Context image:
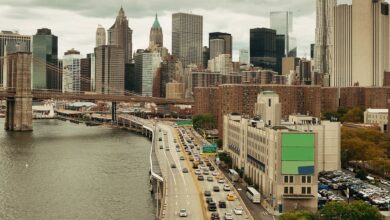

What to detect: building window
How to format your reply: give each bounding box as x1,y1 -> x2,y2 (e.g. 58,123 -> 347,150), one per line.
301,187 -> 306,194
284,176 -> 288,183
289,176 -> 293,183
307,176 -> 311,183
289,187 -> 294,194
302,176 -> 306,183
268,99 -> 271,107
284,187 -> 289,194
307,187 -> 311,194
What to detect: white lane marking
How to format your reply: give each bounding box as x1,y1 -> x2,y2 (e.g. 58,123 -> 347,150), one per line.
162,134 -> 177,185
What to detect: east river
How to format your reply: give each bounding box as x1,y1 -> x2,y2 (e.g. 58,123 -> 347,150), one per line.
0,119 -> 155,220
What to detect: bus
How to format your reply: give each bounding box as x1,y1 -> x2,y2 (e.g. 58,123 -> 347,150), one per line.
246,187 -> 261,203
228,169 -> 239,182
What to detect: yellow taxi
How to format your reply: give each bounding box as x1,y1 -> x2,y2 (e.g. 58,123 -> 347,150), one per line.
227,193 -> 236,201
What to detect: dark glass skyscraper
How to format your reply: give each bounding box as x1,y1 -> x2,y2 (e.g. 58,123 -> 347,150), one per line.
32,28 -> 59,90
276,35 -> 286,74
250,28 -> 276,71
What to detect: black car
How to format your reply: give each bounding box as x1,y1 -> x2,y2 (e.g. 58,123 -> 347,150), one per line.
218,200 -> 226,208
208,202 -> 217,211
213,186 -> 220,192
211,212 -> 220,220
197,175 -> 204,181
207,162 -> 212,167
209,166 -> 215,171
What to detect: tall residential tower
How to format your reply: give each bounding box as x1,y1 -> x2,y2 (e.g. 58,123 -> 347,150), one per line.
96,25 -> 106,47
314,0 -> 336,76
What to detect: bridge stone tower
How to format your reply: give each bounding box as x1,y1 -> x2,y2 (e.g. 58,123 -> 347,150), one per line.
5,52 -> 33,131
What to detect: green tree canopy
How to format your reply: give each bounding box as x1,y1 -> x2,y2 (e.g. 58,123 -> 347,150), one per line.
341,107 -> 364,123
192,113 -> 216,130
319,201 -> 381,220
280,210 -> 315,220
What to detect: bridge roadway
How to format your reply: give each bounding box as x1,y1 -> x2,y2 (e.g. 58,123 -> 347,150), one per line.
0,89 -> 194,105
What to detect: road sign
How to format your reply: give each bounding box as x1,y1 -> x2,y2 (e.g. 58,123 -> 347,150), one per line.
175,120 -> 193,126
202,143 -> 217,155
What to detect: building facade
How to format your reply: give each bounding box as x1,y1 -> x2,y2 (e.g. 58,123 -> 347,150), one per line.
108,7 -> 133,63
332,4 -> 352,87
166,82 -> 185,99
149,14 -> 163,49
94,45 -> 125,95
250,28 -> 276,71
209,32 -> 232,59
134,51 -> 162,96
172,13 -> 203,68
364,108 -> 388,133
223,92 -> 340,212
239,49 -> 250,69
80,54 -> 92,92
209,38 -> 225,60
62,49 -> 81,93
314,0 -> 336,75
270,11 -> 294,57
0,31 -> 31,87
32,28 -> 59,90
96,24 -> 106,47
208,54 -> 233,75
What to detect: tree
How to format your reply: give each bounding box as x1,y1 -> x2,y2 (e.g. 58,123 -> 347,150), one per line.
192,113 -> 216,130
319,201 -> 381,220
280,211 -> 315,220
341,107 -> 364,123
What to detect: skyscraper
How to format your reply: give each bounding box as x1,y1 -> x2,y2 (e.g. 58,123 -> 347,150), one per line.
62,49 -> 81,93
95,45 -> 125,95
134,51 -> 162,96
149,14 -> 163,48
276,35 -> 286,74
32,28 -> 59,90
250,28 -> 276,71
0,31 -> 31,87
209,32 -> 232,58
332,4 -> 352,87
352,0 -> 390,87
172,12 -> 203,68
270,11 -> 293,56
209,38 -> 225,60
202,46 -> 210,69
239,49 -> 249,66
314,0 -> 336,75
96,24 -> 106,47
108,7 -> 133,63
81,54 -> 92,92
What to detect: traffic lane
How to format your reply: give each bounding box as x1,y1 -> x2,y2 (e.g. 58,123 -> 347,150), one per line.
157,128 -> 190,220
162,124 -> 204,220
201,172 -> 247,220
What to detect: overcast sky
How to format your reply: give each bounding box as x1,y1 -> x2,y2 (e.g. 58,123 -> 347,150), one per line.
0,0 -> 348,61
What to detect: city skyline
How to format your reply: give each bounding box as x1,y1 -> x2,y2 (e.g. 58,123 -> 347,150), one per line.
1,0 -> 326,60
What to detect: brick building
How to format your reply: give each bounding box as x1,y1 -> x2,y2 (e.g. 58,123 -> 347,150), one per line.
194,84 -> 390,138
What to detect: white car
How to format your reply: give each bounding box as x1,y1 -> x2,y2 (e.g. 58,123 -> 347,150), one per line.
194,169 -> 201,175
218,178 -> 225,184
233,207 -> 243,215
224,212 -> 233,220
212,171 -> 219,176
179,209 -> 188,217
223,184 -> 231,191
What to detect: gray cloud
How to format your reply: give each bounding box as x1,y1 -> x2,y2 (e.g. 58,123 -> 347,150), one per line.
1,0 -> 314,19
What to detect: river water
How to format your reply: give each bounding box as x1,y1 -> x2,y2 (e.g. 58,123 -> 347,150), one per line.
0,119 -> 155,220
